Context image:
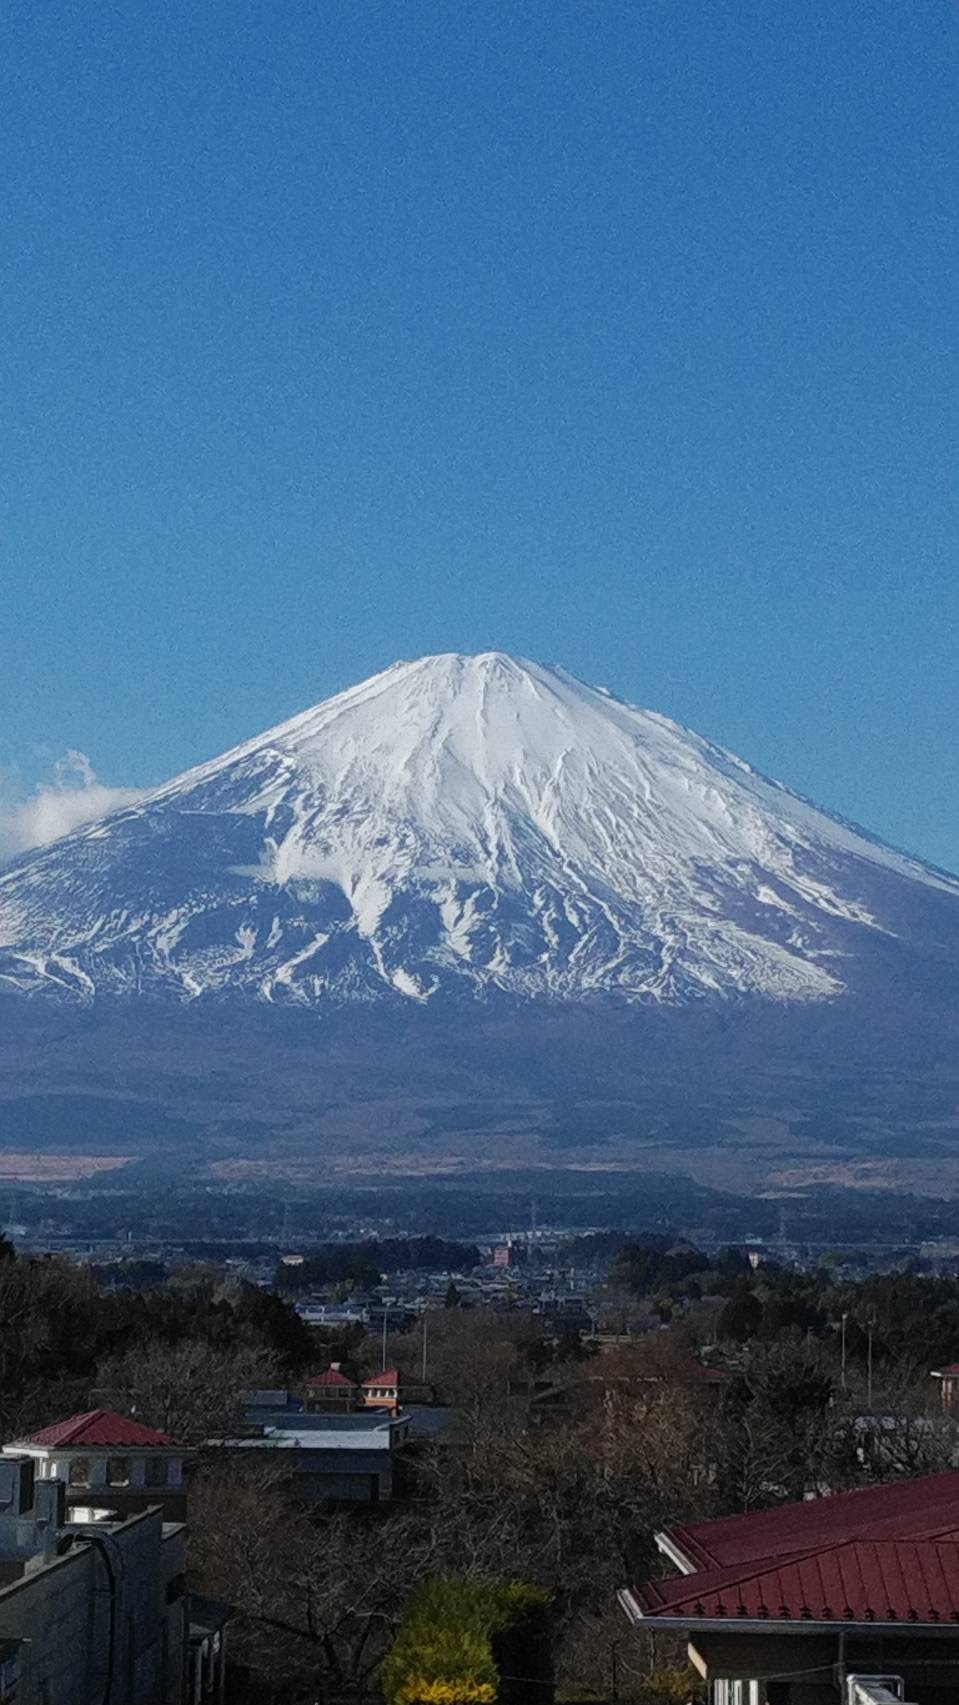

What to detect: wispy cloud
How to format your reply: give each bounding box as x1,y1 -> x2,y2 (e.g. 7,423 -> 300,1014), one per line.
0,750 -> 143,865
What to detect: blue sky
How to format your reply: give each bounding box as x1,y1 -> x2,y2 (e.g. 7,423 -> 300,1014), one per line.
1,0 -> 957,869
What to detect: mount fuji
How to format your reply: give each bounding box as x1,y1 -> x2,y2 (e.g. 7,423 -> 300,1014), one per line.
1,653 -> 958,1186
1,652 -> 956,1009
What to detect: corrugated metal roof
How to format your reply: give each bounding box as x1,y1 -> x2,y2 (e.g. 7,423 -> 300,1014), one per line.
663,1470 -> 959,1571
636,1539 -> 959,1623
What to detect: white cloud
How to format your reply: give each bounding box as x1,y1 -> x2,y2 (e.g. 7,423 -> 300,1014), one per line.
0,750 -> 143,865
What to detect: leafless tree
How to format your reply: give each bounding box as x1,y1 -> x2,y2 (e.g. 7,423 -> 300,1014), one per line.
190,1460 -> 441,1702
96,1337 -> 282,1443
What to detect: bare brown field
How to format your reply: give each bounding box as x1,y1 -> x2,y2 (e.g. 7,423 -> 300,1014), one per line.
0,1153 -> 132,1182
205,1141 -> 959,1199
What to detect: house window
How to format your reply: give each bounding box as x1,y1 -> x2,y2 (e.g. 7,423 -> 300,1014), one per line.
17,1459 -> 34,1512
107,1457 -> 131,1487
145,1456 -> 168,1488
69,1458 -> 90,1487
711,1683 -> 757,1705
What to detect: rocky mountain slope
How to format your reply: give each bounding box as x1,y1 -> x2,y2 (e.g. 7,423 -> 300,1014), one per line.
1,652 -> 956,1011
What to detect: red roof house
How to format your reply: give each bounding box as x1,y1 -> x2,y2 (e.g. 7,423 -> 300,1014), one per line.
622,1473 -> 959,1705
361,1369 -> 400,1414
304,1365 -> 358,1412
5,1408 -> 187,1520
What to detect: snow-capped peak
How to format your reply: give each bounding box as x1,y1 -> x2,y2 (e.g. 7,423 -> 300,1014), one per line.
0,653 -> 956,1008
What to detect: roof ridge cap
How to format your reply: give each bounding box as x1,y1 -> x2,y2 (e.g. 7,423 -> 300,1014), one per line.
651,1546 -> 823,1605
60,1408 -> 106,1443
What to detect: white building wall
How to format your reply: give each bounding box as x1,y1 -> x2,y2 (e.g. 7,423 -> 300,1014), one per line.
7,1450 -> 184,1493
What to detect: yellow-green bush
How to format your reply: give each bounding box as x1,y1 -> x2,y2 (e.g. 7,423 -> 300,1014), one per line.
382,1579 -> 551,1705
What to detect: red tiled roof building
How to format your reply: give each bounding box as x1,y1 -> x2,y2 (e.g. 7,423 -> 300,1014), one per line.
5,1407 -> 186,1520
362,1369 -> 400,1415
304,1365 -> 358,1412
622,1472 -> 959,1705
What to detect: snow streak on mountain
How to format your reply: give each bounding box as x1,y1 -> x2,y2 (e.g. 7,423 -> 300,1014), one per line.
0,653 -> 956,1008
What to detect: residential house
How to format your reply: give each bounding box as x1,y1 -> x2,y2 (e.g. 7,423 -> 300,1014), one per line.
621,1469 -> 959,1705
293,1302 -> 369,1328
527,1345 -> 731,1428
303,1364 -> 422,1416
209,1408 -> 411,1504
361,1369 -> 401,1416
930,1364 -> 959,1413
304,1366 -> 358,1413
4,1410 -> 188,1523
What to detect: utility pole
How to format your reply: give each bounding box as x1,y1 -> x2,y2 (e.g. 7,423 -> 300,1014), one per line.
841,1312 -> 848,1390
421,1309 -> 429,1384
867,1317 -> 874,1410
381,1303 -> 390,1372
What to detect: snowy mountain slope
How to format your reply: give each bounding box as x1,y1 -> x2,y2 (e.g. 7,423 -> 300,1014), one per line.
1,652 -> 957,1009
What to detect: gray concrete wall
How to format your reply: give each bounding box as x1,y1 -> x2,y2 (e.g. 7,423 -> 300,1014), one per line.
0,1509 -> 188,1705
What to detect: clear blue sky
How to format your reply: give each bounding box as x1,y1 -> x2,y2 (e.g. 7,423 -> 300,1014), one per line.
2,0 -> 957,869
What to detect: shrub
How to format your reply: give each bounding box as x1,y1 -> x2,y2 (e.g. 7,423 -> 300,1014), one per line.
382,1579 -> 551,1705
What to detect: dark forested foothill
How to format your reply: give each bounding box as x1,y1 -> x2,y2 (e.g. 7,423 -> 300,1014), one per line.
0,1241 -> 313,1442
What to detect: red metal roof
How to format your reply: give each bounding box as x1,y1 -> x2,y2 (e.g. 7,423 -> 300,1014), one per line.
635,1539 -> 959,1624
662,1470 -> 959,1571
932,1363 -> 959,1376
21,1409 -> 174,1448
307,1368 -> 355,1388
362,1369 -> 398,1386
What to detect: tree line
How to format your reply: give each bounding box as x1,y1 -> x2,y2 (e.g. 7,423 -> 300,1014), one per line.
273,1237 -> 482,1293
